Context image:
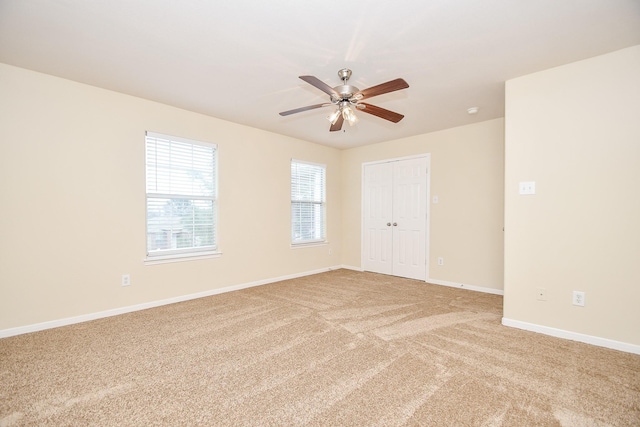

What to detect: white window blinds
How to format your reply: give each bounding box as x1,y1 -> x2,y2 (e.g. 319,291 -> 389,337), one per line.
145,131 -> 217,257
291,160 -> 326,244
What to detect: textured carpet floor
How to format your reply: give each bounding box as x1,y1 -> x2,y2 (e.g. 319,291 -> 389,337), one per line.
1,270 -> 639,426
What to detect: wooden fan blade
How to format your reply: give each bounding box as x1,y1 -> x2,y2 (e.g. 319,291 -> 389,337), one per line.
299,75 -> 339,97
358,103 -> 405,123
329,114 -> 344,132
355,78 -> 409,100
279,103 -> 330,116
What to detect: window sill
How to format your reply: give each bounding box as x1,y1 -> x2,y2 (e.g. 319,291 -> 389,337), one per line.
144,251 -> 222,265
290,241 -> 328,250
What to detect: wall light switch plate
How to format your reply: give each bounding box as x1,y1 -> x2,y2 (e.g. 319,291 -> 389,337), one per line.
519,181 -> 536,195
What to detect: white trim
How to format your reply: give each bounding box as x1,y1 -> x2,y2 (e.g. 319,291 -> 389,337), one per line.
424,156 -> 431,281
290,241 -> 328,249
427,278 -> 504,295
145,130 -> 217,149
361,153 -> 432,167
143,251 -> 222,265
339,264 -> 364,272
0,266 -> 342,339
502,317 -> 640,355
290,158 -> 326,168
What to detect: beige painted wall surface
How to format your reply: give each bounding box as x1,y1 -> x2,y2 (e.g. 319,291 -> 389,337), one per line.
504,46 -> 640,345
341,119 -> 505,291
0,64 -> 341,331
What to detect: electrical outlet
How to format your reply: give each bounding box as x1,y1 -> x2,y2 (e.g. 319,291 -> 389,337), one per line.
572,291 -> 585,307
329,249 -> 332,255
121,274 -> 131,287
519,181 -> 536,195
437,257 -> 444,266
536,287 -> 547,301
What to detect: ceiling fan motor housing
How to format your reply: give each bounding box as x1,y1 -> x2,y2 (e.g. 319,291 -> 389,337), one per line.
332,68 -> 359,102
333,85 -> 359,102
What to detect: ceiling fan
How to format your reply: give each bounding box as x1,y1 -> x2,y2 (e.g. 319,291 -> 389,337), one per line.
279,68 -> 409,132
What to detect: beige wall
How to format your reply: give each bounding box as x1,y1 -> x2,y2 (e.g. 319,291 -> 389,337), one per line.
341,119 -> 505,291
504,45 -> 640,345
0,62 -> 506,333
12,43 -> 635,346
0,63 -> 341,331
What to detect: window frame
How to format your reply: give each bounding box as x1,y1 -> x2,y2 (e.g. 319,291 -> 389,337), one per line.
290,159 -> 327,246
144,131 -> 220,264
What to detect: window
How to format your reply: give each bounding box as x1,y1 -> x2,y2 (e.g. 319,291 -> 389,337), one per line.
145,131 -> 217,260
291,160 -> 326,245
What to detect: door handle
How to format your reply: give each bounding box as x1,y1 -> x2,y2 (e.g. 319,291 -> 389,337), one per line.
393,223 -> 397,226
387,222 -> 391,226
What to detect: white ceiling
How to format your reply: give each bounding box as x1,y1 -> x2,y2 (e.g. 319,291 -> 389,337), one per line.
1,1 -> 639,149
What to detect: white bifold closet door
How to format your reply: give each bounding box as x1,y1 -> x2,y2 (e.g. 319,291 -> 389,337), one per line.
363,157 -> 427,280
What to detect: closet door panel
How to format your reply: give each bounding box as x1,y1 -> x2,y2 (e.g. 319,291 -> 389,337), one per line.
392,158 -> 427,280
363,162 -> 393,275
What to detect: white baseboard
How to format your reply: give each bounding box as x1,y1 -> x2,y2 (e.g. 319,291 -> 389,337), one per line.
335,269 -> 503,296
11,267 -> 635,355
502,317 -> 640,355
337,265 -> 364,272
427,278 -> 504,296
0,266 -> 342,339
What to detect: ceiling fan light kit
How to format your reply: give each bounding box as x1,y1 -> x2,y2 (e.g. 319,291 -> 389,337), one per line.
328,100 -> 358,126
327,109 -> 341,125
280,68 -> 409,132
341,104 -> 358,126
